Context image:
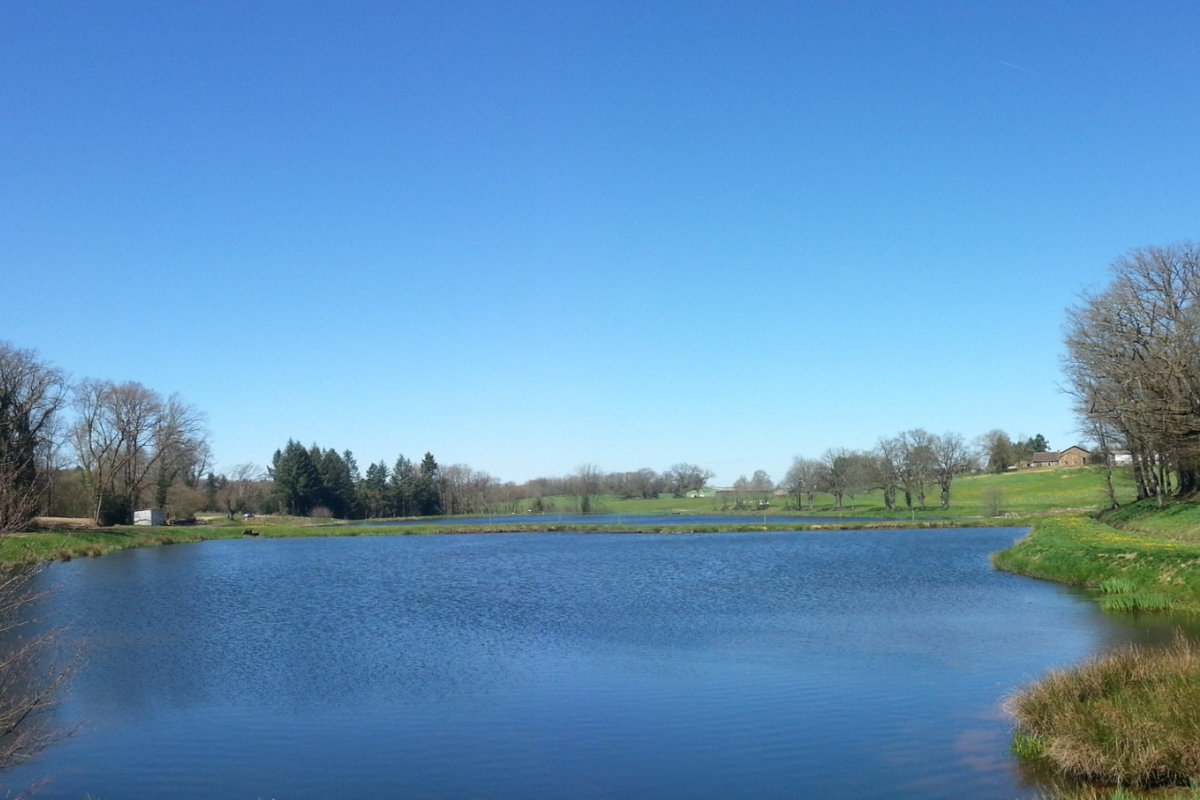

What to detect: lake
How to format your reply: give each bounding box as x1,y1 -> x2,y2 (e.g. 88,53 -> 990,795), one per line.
5,528 -> 1191,799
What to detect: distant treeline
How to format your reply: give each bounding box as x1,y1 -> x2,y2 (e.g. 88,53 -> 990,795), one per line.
269,441 -> 458,519
258,449 -> 722,520
2,335 -> 1100,529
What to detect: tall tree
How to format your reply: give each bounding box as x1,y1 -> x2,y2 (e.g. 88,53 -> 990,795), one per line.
361,461 -> 390,518
71,380 -> 207,524
413,452 -> 442,516
897,429 -> 935,510
977,429 -> 1016,474
1064,242 -> 1200,499
782,456 -> 824,511
270,440 -> 321,516
0,343 -> 68,532
570,463 -> 602,513
820,448 -> 853,510
390,454 -> 415,516
217,463 -> 263,519
873,437 -> 905,511
668,463 -> 714,497
930,432 -> 969,510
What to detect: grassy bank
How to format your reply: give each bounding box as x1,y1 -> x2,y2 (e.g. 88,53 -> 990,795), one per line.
996,504 -> 1200,795
992,514 -> 1200,613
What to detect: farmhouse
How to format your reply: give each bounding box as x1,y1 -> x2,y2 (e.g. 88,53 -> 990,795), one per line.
1027,446 -> 1090,469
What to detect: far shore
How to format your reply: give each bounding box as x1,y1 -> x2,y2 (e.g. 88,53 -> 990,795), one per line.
0,513 -> 1030,566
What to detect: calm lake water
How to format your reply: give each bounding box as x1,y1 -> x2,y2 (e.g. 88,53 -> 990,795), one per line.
6,529 -> 1193,799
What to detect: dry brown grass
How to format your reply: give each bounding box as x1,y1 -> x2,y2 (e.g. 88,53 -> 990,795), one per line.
31,516 -> 95,531
1008,633 -> 1200,787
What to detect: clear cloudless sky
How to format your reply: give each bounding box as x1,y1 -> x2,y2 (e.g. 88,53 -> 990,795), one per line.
3,1 -> 1199,485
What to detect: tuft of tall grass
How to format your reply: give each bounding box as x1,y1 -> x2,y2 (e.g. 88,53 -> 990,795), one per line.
1098,577 -> 1139,595
1012,731 -> 1046,759
1099,592 -> 1173,612
1008,633 -> 1200,788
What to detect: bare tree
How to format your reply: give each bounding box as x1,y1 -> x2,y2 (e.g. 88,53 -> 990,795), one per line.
608,468 -> 662,500
976,429 -> 1017,473
569,464 -> 603,513
0,343 -> 68,532
873,437 -> 904,511
438,464 -> 501,515
0,559 -> 75,770
731,475 -> 751,508
749,470 -> 773,498
1064,242 -> 1200,500
782,457 -> 824,511
897,429 -> 935,510
930,432 -> 969,510
218,463 -> 264,519
820,448 -> 853,510
71,380 -> 208,524
668,463 -> 714,497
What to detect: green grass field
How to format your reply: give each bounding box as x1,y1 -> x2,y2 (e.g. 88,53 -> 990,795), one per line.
538,466 -> 1137,519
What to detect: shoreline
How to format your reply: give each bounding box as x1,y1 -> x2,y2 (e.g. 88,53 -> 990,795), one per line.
0,515 -> 1025,566
995,507 -> 1200,798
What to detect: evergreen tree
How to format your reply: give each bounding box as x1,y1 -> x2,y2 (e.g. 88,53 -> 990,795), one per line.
362,461 -> 389,518
415,452 -> 442,516
271,439 -> 321,516
390,454 -> 414,516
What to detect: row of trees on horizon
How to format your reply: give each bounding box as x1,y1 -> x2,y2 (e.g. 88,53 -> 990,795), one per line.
1,336 -> 1077,529
222,429 -> 1050,520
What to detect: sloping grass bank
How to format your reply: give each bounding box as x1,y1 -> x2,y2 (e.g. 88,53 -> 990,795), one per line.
997,509 -> 1200,795
992,514 -> 1200,614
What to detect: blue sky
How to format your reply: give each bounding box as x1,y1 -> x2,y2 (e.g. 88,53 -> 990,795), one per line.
3,1 -> 1199,485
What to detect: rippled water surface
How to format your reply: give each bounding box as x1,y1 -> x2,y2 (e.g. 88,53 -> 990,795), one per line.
7,529 -> 1191,799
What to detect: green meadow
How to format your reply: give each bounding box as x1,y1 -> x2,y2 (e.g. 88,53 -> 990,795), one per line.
538,466 -> 1137,519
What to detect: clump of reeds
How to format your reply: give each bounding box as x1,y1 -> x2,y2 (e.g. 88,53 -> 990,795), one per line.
1098,577 -> 1139,595
1008,633 -> 1200,788
1100,592 -> 1174,612
1096,575 -> 1173,612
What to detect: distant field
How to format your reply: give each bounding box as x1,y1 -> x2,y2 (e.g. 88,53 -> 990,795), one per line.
533,467 -> 1137,519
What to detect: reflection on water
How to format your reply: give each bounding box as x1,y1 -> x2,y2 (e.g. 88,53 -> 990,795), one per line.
6,529 -> 1196,799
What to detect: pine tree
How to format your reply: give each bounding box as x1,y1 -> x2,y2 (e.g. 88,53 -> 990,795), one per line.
271,439 -> 321,516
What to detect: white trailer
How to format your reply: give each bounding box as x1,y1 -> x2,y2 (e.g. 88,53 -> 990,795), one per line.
133,509 -> 166,526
